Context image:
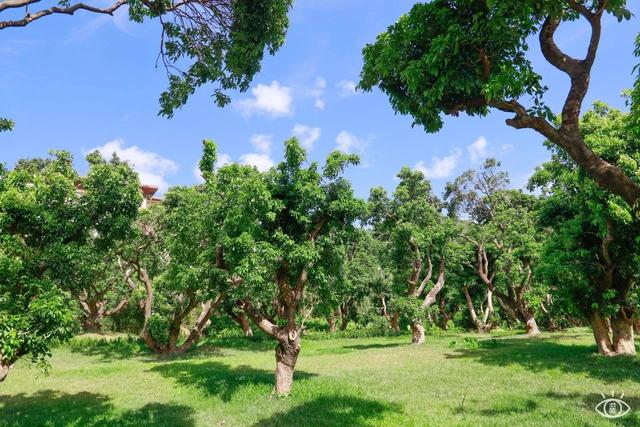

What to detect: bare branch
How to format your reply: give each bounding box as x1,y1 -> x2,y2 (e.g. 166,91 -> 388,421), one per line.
0,0 -> 127,30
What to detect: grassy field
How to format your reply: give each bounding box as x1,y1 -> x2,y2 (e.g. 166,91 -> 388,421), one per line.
1,329 -> 639,426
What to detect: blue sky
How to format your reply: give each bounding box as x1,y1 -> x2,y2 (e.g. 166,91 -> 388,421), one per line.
1,1 -> 639,199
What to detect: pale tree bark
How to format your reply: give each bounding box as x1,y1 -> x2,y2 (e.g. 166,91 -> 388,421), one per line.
611,309 -> 636,356
275,332 -> 300,395
409,258 -> 446,344
463,285 -> 494,333
176,295 -> 225,353
523,309 -> 541,336
540,294 -> 557,331
242,301 -> 301,395
381,295 -> 400,332
590,311 -> 615,356
327,315 -> 337,333
410,322 -> 425,344
472,244 -> 541,336
77,268 -> 136,333
421,258 -> 445,308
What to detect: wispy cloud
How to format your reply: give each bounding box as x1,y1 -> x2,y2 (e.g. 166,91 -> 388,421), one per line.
292,124 -> 321,151
88,139 -> 178,193
467,136 -> 488,163
335,130 -> 371,167
309,77 -> 326,110
337,80 -> 357,97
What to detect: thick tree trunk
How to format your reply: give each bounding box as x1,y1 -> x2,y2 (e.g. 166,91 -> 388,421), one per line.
611,312 -> 636,356
523,311 -> 541,336
274,339 -> 300,395
389,316 -> 400,332
82,313 -> 103,333
327,315 -> 337,333
590,312 -> 615,356
439,314 -> 450,331
410,322 -> 425,344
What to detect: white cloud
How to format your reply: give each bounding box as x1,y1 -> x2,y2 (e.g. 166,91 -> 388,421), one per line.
309,77 -> 326,110
467,136 -> 488,163
335,130 -> 372,167
414,149 -> 462,179
235,81 -> 293,117
292,124 -> 321,151
249,134 -> 272,154
193,153 -> 232,183
338,80 -> 357,97
336,131 -> 363,153
88,139 -> 178,193
239,153 -> 274,172
240,134 -> 274,172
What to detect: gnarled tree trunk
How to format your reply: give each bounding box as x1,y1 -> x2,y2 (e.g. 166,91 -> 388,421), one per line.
611,310 -> 636,356
590,312 -> 615,356
327,315 -> 337,333
410,322 -> 425,344
381,295 -> 400,332
464,286 -> 493,333
82,309 -> 103,333
275,332 -> 301,395
523,309 -> 541,336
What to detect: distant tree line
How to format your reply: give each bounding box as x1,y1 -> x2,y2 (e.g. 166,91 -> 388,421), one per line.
2,104 -> 639,393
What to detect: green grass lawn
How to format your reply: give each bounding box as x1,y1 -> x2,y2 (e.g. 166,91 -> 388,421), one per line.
1,329 -> 639,426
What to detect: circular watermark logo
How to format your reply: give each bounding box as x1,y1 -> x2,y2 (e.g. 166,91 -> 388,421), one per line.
595,392 -> 631,419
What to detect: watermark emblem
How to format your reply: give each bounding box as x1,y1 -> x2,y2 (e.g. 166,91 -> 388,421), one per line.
595,391 -> 631,419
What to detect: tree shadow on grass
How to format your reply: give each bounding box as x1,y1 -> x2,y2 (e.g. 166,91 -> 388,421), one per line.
149,361 -> 316,402
341,343 -> 405,351
253,395 -> 403,427
0,390 -> 195,427
445,337 -> 640,384
203,335 -> 276,352
67,336 -> 152,362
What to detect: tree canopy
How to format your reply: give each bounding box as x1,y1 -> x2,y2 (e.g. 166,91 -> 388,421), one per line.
531,102 -> 640,355
360,0 -> 640,206
0,150 -> 141,381
0,0 -> 293,117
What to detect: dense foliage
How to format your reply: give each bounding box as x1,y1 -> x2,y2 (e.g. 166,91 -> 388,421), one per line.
531,103 -> 640,355
0,151 -> 141,381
